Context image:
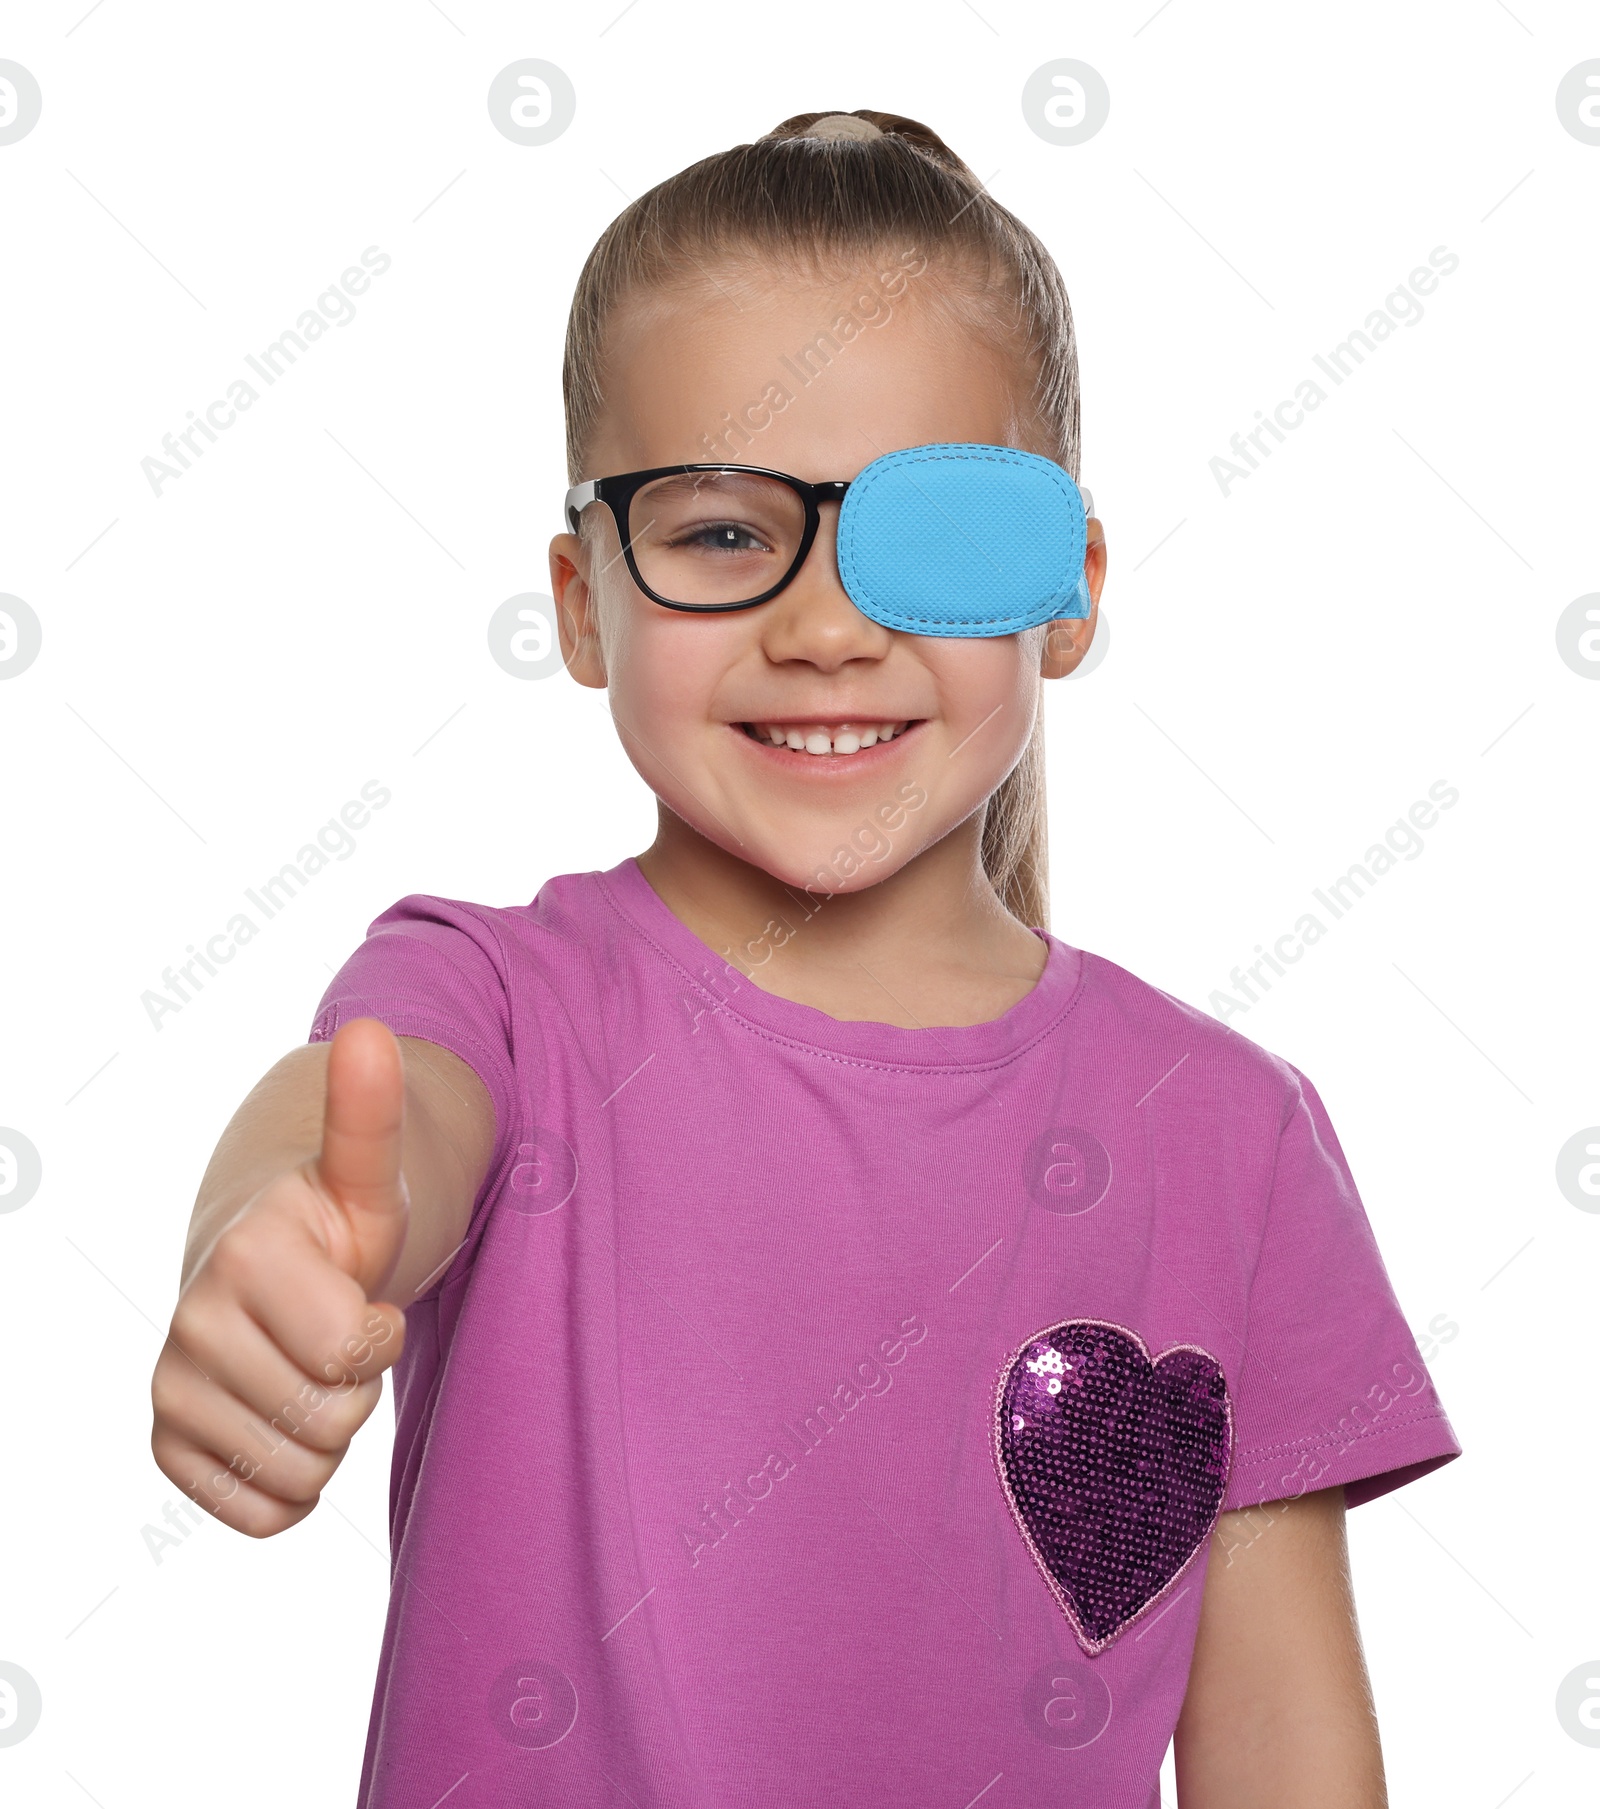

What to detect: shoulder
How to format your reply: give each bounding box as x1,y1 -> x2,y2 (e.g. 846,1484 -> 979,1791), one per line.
313,869 -> 627,1081
1075,946 -> 1308,1137
358,867 -> 626,992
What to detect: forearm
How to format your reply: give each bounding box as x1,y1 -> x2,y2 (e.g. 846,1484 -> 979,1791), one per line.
182,1047 -> 329,1292
181,1036 -> 491,1304
1175,1488 -> 1386,1808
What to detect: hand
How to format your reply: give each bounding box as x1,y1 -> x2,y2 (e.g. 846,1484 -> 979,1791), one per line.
150,1018 -> 412,1537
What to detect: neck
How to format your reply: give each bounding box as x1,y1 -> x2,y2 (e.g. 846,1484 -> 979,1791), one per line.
633,806 -> 1048,1028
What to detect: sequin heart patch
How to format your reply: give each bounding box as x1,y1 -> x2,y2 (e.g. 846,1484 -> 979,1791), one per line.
994,1320 -> 1233,1655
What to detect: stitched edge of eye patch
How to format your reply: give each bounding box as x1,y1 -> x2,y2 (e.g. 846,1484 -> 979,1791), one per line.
838,442 -> 1089,635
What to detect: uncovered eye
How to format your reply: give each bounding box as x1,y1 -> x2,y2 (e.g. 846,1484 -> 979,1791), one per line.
668,522 -> 773,556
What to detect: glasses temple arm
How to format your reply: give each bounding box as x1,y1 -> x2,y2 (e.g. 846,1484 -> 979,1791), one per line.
564,480 -> 598,536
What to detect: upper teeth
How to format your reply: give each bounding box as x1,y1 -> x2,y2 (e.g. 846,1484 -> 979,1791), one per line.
748,721 -> 909,755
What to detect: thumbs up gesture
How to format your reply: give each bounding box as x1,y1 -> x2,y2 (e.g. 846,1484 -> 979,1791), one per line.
304,1015 -> 414,1304
151,1019 -> 416,1538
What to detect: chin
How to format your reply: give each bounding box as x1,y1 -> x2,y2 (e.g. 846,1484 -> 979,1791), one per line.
667,788 -> 945,899
740,828 -> 929,901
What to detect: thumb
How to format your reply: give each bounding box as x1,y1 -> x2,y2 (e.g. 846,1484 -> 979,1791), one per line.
314,1016 -> 410,1299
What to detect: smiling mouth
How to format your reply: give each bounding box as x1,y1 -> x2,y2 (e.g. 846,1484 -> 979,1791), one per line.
738,719 -> 922,757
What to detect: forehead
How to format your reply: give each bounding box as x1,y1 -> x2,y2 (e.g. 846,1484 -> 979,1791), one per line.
587,264 -> 1035,481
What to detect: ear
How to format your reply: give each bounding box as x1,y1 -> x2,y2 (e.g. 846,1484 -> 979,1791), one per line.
548,531 -> 608,689
1040,515 -> 1107,679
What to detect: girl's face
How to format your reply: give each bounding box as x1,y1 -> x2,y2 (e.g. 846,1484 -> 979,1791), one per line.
548,263 -> 1106,899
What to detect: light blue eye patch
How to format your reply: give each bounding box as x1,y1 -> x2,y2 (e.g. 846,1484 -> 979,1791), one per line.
836,442 -> 1092,637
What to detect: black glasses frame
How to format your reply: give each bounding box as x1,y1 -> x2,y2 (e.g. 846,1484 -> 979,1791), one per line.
563,462 -> 853,614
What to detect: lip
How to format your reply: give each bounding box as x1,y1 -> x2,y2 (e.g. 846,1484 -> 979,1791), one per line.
728,717 -> 926,772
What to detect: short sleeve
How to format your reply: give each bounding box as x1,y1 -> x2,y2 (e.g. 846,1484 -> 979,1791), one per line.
308,894 -> 521,1292
1224,1063 -> 1462,1511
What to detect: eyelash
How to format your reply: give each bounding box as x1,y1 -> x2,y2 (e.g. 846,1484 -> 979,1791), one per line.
666,521 -> 773,554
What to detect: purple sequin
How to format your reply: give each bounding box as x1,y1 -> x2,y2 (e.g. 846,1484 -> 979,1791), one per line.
993,1320 -> 1232,1655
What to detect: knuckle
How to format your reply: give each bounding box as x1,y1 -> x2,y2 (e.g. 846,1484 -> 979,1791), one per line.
345,1373 -> 386,1425
314,1316 -> 387,1388
309,1393 -> 366,1455
261,1381 -> 351,1457
257,1472 -> 315,1508
206,1226 -> 256,1290
149,1364 -> 184,1425
166,1296 -> 225,1377
284,1461 -> 339,1506
167,1293 -> 205,1349
266,1498 -> 318,1537
315,1391 -> 374,1449
282,1418 -> 344,1460
234,1489 -> 311,1538
262,1443 -> 341,1504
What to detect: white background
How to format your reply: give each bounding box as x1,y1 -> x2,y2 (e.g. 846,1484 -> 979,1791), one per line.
1,2 -> 1595,1803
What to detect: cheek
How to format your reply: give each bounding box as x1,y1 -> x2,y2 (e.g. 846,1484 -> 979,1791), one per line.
602,599 -> 735,736
928,640 -> 1038,776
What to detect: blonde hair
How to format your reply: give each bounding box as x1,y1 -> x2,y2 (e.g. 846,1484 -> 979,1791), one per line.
561,108 -> 1084,931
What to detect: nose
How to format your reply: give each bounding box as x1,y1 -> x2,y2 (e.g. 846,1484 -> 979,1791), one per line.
757,496 -> 892,671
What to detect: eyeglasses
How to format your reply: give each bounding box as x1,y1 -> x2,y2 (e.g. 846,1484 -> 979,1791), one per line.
563,461 -> 853,614
563,442 -> 1096,635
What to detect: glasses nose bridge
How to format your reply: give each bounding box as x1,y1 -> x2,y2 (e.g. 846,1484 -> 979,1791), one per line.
761,479 -> 889,662
789,476 -> 850,588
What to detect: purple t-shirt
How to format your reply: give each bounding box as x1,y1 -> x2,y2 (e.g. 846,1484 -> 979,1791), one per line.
309,855 -> 1460,1808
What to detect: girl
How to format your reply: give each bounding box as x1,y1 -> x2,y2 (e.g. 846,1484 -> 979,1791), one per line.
152,110 -> 1461,1808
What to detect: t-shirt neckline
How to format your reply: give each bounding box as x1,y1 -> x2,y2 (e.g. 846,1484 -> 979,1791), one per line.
598,854 -> 1086,1072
